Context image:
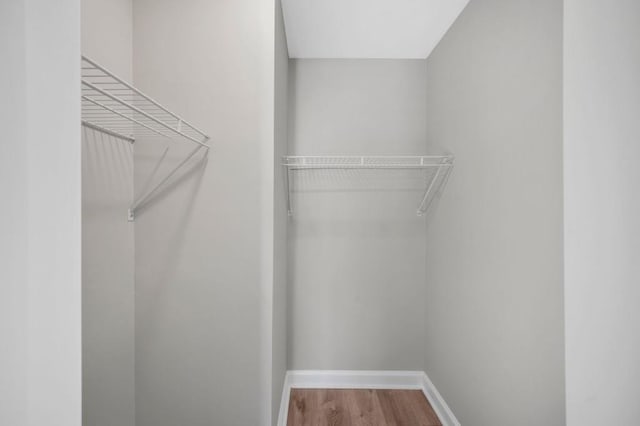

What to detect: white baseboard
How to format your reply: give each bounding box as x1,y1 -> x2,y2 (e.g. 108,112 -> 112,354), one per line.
276,371 -> 292,426
420,372 -> 460,426
277,370 -> 459,426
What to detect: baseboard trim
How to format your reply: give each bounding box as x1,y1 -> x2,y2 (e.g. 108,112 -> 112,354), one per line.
276,371 -> 292,426
420,372 -> 460,426
277,370 -> 459,426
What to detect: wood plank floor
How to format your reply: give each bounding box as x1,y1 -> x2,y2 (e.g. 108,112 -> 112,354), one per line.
287,389 -> 442,426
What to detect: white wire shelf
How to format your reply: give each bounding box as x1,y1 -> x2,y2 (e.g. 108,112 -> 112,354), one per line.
282,155 -> 454,216
81,56 -> 210,147
81,55 -> 211,221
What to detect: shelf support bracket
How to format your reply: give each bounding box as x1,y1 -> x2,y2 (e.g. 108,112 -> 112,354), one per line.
285,164 -> 293,216
417,165 -> 444,216
128,145 -> 206,221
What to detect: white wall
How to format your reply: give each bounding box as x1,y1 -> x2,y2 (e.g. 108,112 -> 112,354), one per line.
564,1 -> 640,424
81,0 -> 132,77
287,59 -> 429,370
0,1 -> 29,424
0,1 -> 82,425
424,0 -> 565,424
273,0 -> 289,423
132,0 -> 277,424
81,1 -> 135,425
25,1 -> 82,423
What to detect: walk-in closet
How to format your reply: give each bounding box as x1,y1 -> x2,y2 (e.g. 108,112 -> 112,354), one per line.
4,0 -> 639,425
78,1 -> 564,424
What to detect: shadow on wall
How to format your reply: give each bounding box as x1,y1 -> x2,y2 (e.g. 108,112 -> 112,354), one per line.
133,143 -> 207,317
82,126 -> 134,207
133,145 -> 209,220
287,166 -> 453,224
83,126 -> 209,221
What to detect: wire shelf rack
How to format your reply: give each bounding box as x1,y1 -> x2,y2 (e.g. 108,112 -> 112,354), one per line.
282,155 -> 454,216
81,56 -> 210,147
81,55 -> 211,221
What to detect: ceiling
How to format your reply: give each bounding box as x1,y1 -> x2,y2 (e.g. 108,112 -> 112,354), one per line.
281,0 -> 471,59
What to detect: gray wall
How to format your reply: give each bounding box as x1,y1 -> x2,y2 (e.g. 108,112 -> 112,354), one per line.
1,0 -> 82,425
423,0 -> 565,425
81,1 -> 135,425
273,0 -> 289,423
132,0 -> 277,424
564,0 -> 640,424
287,59 -> 429,370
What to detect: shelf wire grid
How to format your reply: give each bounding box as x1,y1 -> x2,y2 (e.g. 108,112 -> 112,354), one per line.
282,155 -> 454,216
81,56 -> 209,147
81,55 -> 210,220
283,155 -> 453,169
